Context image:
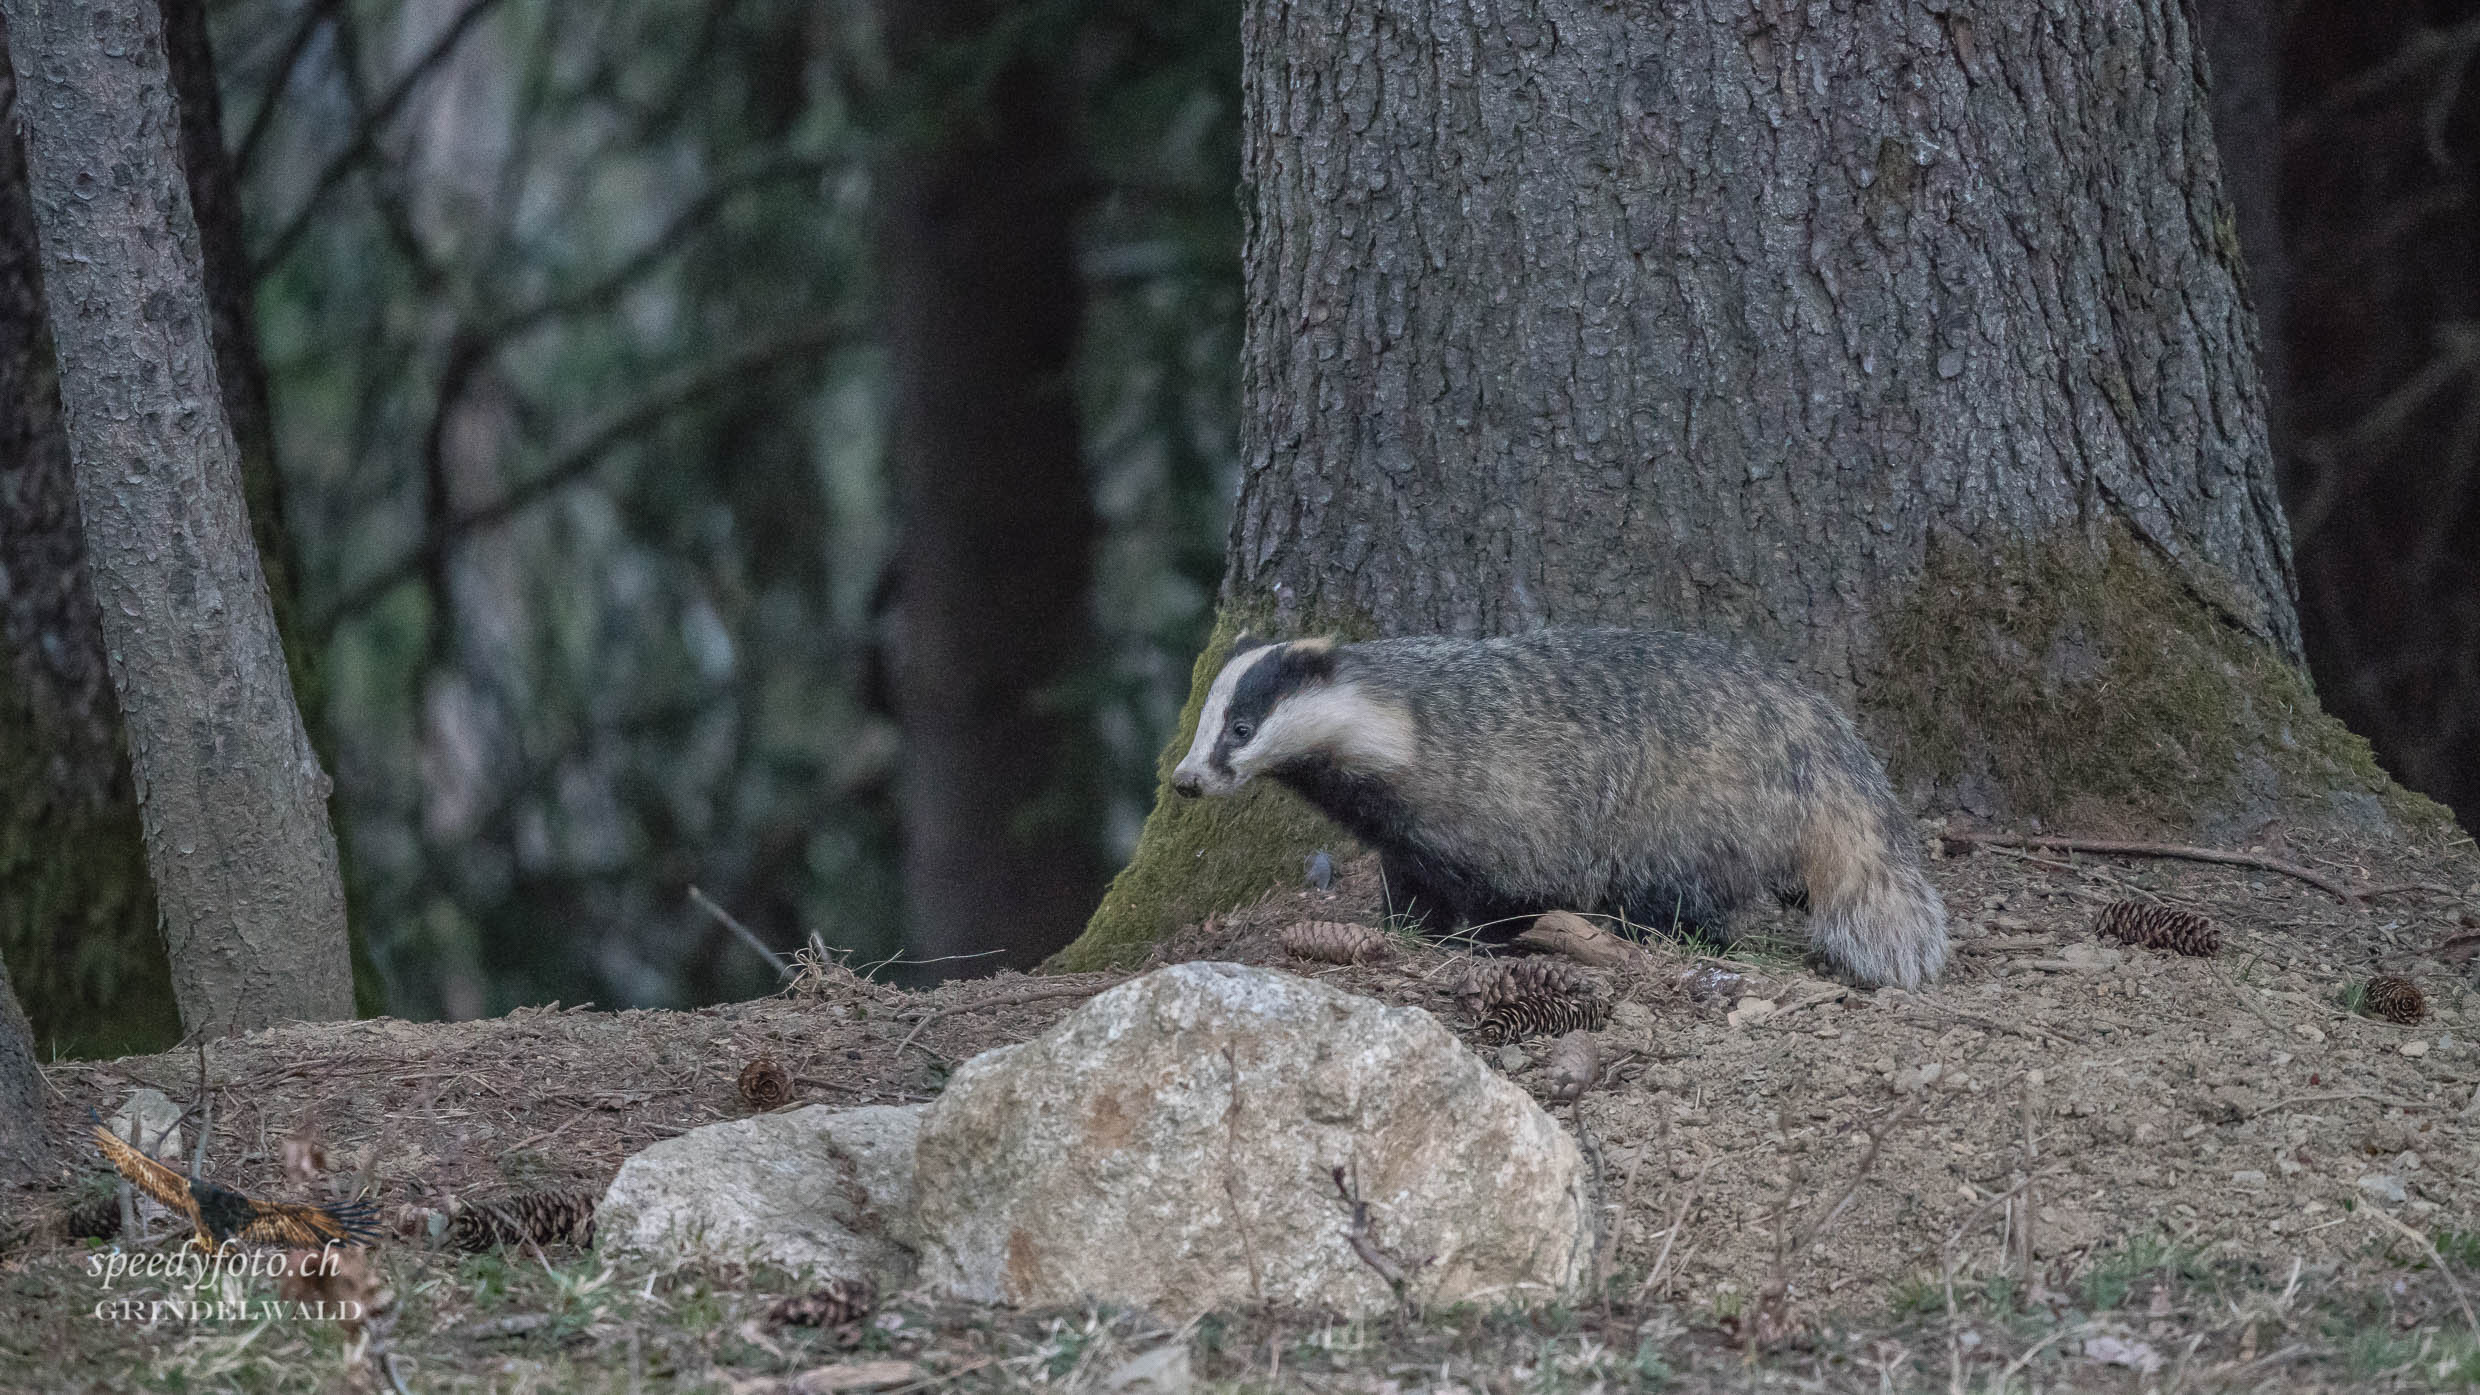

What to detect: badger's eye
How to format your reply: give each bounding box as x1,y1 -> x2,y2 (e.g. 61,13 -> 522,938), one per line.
1230,720 -> 1256,742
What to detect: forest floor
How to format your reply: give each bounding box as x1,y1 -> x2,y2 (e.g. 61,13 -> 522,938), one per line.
5,819 -> 2480,1392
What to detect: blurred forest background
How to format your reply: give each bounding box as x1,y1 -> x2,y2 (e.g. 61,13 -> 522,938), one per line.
3,0 -> 2477,1056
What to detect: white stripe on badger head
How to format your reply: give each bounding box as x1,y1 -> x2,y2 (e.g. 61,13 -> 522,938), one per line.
1174,641 -> 1283,792
1230,681 -> 1416,781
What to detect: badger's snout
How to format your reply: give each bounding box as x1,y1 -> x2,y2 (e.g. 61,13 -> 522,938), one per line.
1172,774 -> 1203,799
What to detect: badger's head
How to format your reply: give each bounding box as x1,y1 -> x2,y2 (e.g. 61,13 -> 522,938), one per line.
1171,635 -> 1412,797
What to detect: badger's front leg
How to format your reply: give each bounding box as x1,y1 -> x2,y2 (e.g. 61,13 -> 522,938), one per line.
1375,852 -> 1457,935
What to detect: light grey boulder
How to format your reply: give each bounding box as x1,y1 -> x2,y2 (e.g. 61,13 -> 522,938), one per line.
598,1103 -> 922,1286
912,961 -> 1590,1317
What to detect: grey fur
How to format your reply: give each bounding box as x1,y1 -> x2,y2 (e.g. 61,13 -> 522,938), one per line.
1173,629 -> 1949,988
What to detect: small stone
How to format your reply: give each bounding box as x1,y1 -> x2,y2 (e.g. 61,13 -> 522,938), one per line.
2356,1173 -> 2408,1205
2399,1040 -> 2430,1058
1101,1345 -> 1193,1394
1726,997 -> 1778,1028
103,1088 -> 184,1161
1609,1000 -> 1655,1034
2294,1023 -> 2326,1044
1894,1063 -> 1944,1094
1498,1044 -> 1530,1072
2229,1170 -> 2266,1186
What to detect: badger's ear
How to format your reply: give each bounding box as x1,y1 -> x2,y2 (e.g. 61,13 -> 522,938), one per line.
1284,636 -> 1338,683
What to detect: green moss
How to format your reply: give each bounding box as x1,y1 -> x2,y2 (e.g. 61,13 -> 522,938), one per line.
1046,605 -> 1370,972
1868,528 -> 2455,834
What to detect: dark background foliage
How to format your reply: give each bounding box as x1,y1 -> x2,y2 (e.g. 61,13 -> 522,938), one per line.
2,0 -> 2473,1052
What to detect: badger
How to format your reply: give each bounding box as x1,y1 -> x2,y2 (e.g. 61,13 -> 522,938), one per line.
1171,628 -> 1948,988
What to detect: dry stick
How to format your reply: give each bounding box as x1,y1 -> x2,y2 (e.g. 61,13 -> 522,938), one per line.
2247,1090 -> 2428,1119
1940,830 -> 2363,905
2020,1075 -> 2041,1303
1221,1047 -> 1265,1305
1996,1321 -> 2102,1386
1632,1158 -> 1715,1302
1973,840 -> 2163,904
893,985 -> 1101,1060
1605,1143 -> 1650,1324
1331,1164 -> 1421,1315
686,886 -> 789,979
2362,1204 -> 2480,1342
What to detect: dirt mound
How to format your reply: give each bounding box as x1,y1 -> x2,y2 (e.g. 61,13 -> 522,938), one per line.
8,824 -> 2477,1339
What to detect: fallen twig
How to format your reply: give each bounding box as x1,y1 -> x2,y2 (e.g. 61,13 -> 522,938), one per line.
2020,1074 -> 2042,1303
2246,1090 -> 2429,1119
893,985 -> 1103,1059
2363,1204 -> 2480,1342
1331,1163 -> 1425,1315
1632,1157 -> 1713,1302
1940,830 -> 2364,905
1996,1320 -> 2101,1385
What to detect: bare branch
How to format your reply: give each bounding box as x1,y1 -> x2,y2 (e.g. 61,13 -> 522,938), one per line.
1939,829 -> 2365,905
232,0 -> 344,178
252,0 -> 520,276
311,316 -> 852,636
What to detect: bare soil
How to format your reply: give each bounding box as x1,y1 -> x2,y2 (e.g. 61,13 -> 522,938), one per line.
5,821 -> 2479,1392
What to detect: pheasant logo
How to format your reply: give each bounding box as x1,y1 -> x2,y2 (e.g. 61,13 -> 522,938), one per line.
89,1111 -> 380,1252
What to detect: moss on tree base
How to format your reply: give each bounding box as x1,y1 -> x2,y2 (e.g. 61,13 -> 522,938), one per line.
1867,527 -> 2457,839
1048,612 -> 1357,972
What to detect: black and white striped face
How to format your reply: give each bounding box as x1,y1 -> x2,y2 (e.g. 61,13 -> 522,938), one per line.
1170,635 -> 1412,797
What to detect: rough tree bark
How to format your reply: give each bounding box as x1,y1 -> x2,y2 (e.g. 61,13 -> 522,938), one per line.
3,0 -> 352,1033
0,17 -> 177,1059
0,955 -> 49,1183
875,1 -> 1106,976
2192,0 -> 2286,433
1058,0 -> 2443,968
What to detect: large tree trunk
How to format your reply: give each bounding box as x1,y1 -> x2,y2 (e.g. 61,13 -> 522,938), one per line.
1058,0 -> 2444,969
0,955 -> 49,1183
876,1 -> 1105,975
4,0 -> 352,1033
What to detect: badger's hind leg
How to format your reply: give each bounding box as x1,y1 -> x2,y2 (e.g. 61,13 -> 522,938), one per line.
1796,798 -> 1949,988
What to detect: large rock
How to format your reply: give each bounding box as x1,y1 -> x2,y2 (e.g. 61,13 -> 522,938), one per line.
913,962 -> 1591,1316
598,1103 -> 922,1286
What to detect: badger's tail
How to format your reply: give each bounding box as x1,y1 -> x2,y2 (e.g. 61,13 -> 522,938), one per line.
1796,790 -> 1949,989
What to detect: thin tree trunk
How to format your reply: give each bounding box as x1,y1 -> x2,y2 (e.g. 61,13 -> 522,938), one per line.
0,19 -> 177,1059
3,0 -> 352,1033
1059,0 -> 2440,969
876,1 -> 1105,975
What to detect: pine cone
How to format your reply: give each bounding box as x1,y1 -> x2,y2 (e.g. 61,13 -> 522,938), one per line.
2363,975 -> 2427,1025
1478,995 -> 1608,1043
447,1190 -> 599,1251
1454,956 -> 1594,1018
1276,919 -> 1390,965
739,1055 -> 793,1111
2092,901 -> 2220,957
766,1276 -> 875,1328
